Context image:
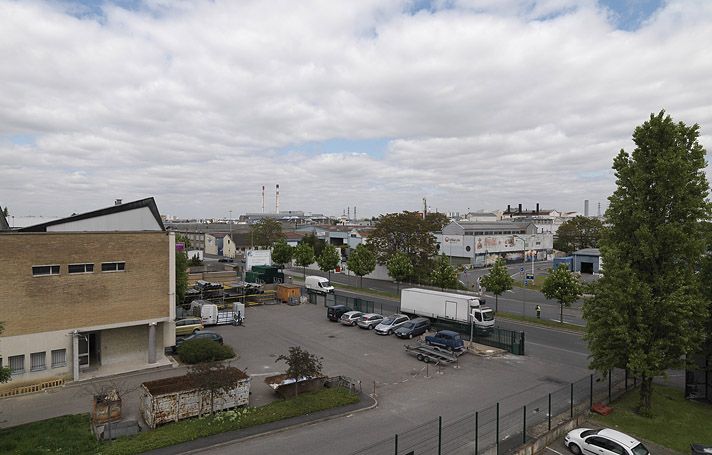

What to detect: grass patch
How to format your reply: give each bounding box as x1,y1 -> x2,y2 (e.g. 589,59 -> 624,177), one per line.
496,311 -> 585,332
0,387 -> 359,455
512,275 -> 546,290
591,384 -> 712,453
0,414 -> 98,454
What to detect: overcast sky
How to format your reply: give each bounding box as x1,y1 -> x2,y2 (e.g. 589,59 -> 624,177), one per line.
1,0 -> 711,220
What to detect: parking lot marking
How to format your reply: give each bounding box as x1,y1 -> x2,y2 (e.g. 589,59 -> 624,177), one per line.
547,446 -> 565,455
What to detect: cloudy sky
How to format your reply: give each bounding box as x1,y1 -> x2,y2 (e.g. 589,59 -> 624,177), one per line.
1,0 -> 711,220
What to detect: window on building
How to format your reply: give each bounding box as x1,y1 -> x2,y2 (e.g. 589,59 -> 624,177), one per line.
101,262 -> 126,272
51,349 -> 67,368
9,355 -> 25,374
32,265 -> 60,276
30,352 -> 46,372
68,263 -> 94,274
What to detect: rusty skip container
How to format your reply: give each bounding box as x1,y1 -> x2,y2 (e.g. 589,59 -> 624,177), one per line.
140,371 -> 250,428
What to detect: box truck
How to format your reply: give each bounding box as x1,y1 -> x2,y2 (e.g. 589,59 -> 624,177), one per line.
400,288 -> 494,331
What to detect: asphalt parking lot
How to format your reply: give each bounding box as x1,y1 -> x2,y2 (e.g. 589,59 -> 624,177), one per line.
198,301 -> 594,454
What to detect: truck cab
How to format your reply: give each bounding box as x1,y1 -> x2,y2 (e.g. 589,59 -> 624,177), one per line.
425,330 -> 465,351
471,306 -> 495,333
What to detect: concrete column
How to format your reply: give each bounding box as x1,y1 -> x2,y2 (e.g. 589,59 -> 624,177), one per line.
148,323 -> 157,364
72,331 -> 80,381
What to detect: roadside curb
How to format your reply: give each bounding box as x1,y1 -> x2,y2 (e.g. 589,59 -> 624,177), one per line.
143,392 -> 378,455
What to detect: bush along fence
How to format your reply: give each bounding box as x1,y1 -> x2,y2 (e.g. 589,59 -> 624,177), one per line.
350,368 -> 633,455
313,293 -> 525,355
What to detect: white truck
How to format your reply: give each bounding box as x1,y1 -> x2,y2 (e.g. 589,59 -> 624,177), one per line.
304,276 -> 335,294
191,301 -> 245,326
400,288 -> 495,332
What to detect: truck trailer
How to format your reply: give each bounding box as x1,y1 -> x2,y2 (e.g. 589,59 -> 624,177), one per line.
400,288 -> 495,331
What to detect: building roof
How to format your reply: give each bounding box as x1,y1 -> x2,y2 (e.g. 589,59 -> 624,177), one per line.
18,197 -> 165,232
573,248 -> 600,256
449,221 -> 531,230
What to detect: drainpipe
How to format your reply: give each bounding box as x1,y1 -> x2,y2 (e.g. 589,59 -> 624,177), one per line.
148,322 -> 157,364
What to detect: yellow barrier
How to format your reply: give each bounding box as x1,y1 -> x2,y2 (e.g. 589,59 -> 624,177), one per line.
0,378 -> 66,398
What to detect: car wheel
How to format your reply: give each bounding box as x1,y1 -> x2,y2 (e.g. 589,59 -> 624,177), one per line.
568,444 -> 581,455
409,333 -> 413,339
426,340 -> 432,346
416,354 -> 424,362
387,329 -> 392,335
192,329 -> 199,334
368,324 -> 374,330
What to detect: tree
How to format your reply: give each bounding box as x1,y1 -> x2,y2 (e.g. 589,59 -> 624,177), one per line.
317,245 -> 340,281
0,322 -> 10,383
186,362 -> 246,416
553,216 -> 606,254
293,243 -> 315,279
275,346 -> 323,397
175,235 -> 190,307
347,244 -> 376,287
368,211 -> 439,282
2,206 -> 8,217
423,212 -> 450,232
430,254 -> 458,291
541,264 -> 582,323
479,258 -> 513,312
250,218 -> 283,248
300,232 -> 326,258
188,254 -> 203,266
386,252 -> 414,294
271,239 -> 293,269
583,111 -> 711,416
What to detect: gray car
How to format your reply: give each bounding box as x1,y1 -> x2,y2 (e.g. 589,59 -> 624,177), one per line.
339,311 -> 364,326
374,314 -> 410,335
357,313 -> 384,330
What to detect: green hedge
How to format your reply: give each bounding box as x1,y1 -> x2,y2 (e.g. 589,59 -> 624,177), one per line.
177,338 -> 235,364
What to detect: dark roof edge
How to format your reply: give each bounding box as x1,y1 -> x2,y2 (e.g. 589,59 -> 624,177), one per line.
18,197 -> 165,232
0,206 -> 9,231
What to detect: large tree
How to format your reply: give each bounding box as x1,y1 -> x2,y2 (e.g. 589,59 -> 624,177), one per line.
250,218 -> 283,248
430,254 -> 458,291
347,244 -> 376,288
293,243 -> 315,279
541,264 -> 582,323
271,239 -> 293,269
386,251 -> 414,294
275,346 -> 323,397
583,111 -> 711,416
479,258 -> 513,312
368,211 -> 439,282
317,245 -> 341,281
553,216 -> 606,254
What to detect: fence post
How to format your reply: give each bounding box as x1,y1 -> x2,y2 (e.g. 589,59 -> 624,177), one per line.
522,405 -> 527,444
438,416 -> 443,455
589,374 -> 593,410
570,383 -> 574,418
548,393 -> 551,431
395,434 -> 398,455
475,411 -> 479,455
496,402 -> 500,455
521,331 -> 525,355
608,370 -> 612,403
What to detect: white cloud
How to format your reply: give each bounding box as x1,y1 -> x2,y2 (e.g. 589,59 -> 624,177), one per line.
1,0 -> 711,219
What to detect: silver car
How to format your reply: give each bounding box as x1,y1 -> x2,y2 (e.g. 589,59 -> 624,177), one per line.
374,314 -> 410,335
357,313 -> 384,330
339,311 -> 364,326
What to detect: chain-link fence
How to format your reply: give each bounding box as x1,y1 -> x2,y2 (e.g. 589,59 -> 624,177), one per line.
350,368 -> 634,455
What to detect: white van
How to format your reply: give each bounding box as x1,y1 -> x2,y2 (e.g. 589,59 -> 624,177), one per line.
304,276 -> 335,294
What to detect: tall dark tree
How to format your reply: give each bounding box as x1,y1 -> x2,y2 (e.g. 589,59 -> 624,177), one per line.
423,212 -> 450,232
553,216 -> 606,254
347,244 -> 376,288
368,211 -> 439,282
479,258 -> 513,312
250,218 -> 283,248
583,111 -> 711,416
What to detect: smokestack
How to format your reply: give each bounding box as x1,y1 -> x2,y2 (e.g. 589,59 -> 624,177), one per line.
276,184 -> 280,213
597,202 -> 601,217
507,204 -> 511,213
518,203 -> 522,214
584,200 -> 589,217
423,198 -> 427,219
262,186 -> 265,213
347,206 -> 350,220
536,203 -> 539,214
354,206 -> 357,221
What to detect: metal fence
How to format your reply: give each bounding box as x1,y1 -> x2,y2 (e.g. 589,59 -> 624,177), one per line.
350,368 -> 633,455
430,319 -> 525,355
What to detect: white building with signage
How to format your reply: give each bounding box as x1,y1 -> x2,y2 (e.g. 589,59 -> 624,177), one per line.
435,221 -> 554,267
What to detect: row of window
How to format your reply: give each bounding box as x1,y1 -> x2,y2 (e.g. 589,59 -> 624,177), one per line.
1,349 -> 67,374
32,262 -> 125,277
463,230 -> 526,235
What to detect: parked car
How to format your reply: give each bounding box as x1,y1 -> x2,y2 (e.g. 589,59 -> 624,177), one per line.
339,311 -> 364,326
327,304 -> 350,322
394,317 -> 431,339
425,330 -> 464,351
357,313 -> 384,330
175,317 -> 204,337
564,428 -> 649,455
374,314 -> 410,335
173,331 -> 223,352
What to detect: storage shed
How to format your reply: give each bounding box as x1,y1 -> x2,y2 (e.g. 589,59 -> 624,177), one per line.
140,370 -> 250,428
572,248 -> 601,274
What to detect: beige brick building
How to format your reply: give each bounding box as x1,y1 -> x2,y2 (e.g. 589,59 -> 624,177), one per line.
0,198 -> 176,390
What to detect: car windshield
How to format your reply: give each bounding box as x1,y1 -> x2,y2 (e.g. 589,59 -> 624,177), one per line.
581,429 -> 599,438
631,443 -> 649,455
401,323 -> 414,329
482,312 -> 494,321
381,317 -> 395,325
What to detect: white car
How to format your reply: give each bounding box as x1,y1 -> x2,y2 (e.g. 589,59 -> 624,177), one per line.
374,314 -> 410,335
564,428 -> 649,455
339,311 -> 364,326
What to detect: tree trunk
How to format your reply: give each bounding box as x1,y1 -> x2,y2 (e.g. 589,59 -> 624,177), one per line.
396,281 -> 400,294
303,266 -> 306,279
495,295 -> 499,313
560,302 -> 564,323
638,375 -> 654,416
360,276 -> 363,288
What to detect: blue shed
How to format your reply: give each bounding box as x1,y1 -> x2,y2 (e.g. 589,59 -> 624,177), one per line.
552,256 -> 573,271
572,248 -> 601,274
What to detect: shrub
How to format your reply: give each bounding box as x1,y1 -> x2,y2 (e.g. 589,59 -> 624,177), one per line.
177,339 -> 235,364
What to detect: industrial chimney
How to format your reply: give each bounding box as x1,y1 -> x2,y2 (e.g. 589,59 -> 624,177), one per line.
584,200 -> 590,217
261,186 -> 265,213
276,184 -> 280,213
